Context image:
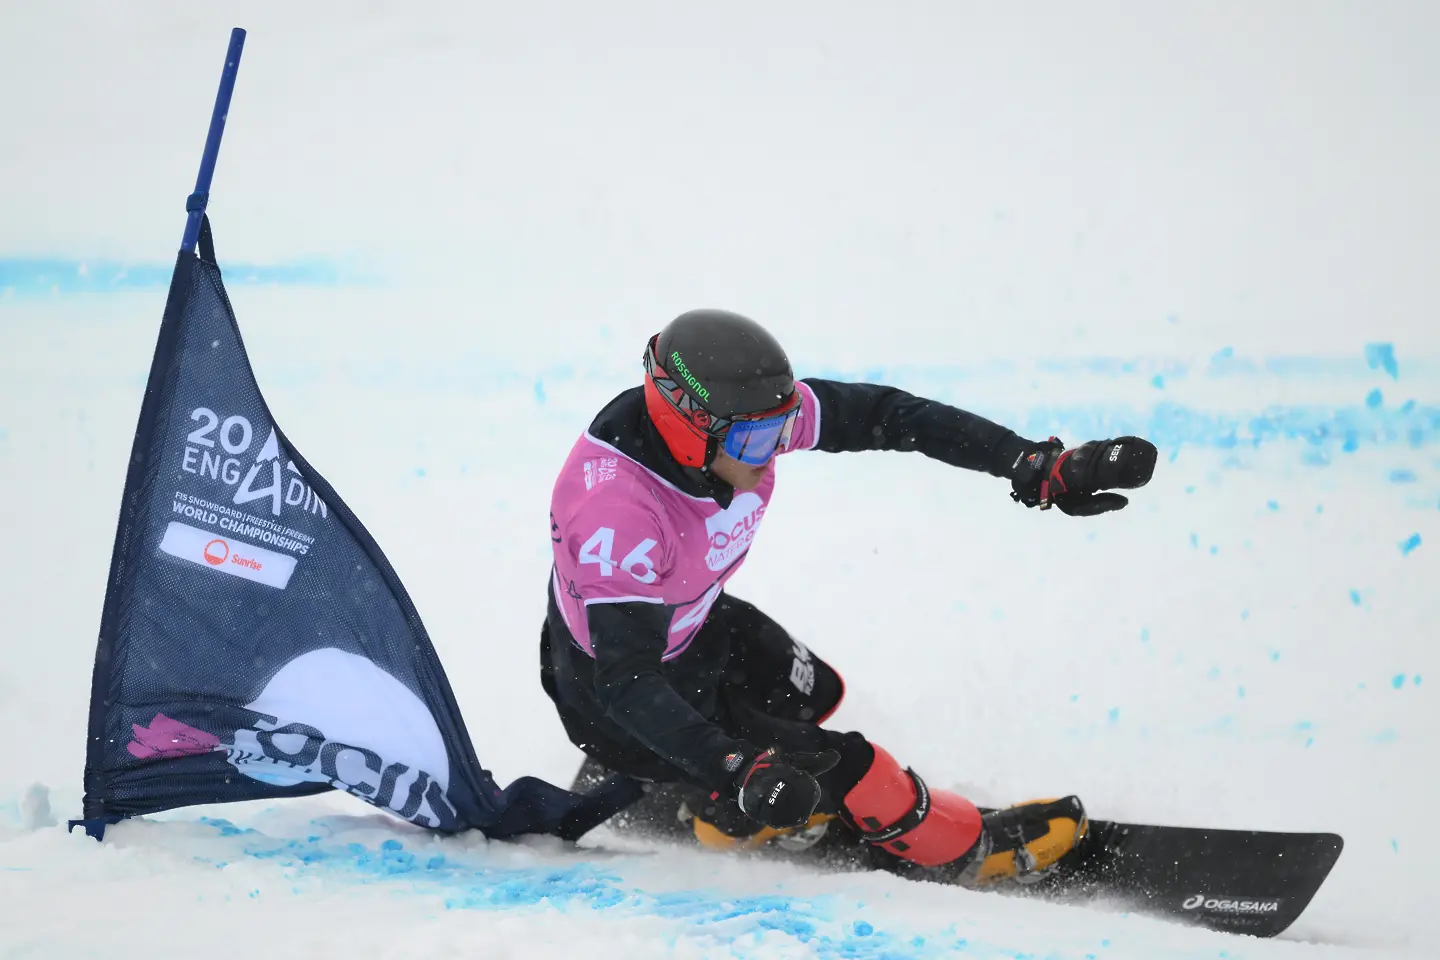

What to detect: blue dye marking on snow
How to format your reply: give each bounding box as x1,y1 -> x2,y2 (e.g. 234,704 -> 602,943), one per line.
1305,737 -> 1315,748
1209,544 -> 1219,555
1392,674 -> 1407,690
1037,400 -> 1436,457
1415,675 -> 1423,686
1240,609 -> 1250,621
1392,839 -> 1400,854
1140,628 -> 1150,643
199,817 -> 252,837
187,822 -> 1006,958
534,379 -> 547,405
1270,650 -> 1281,662
1207,666 -> 1222,680
1184,485 -> 1196,494
1373,729 -> 1398,744
1266,500 -> 1279,511
1189,533 -> 1199,548
1399,533 -> 1422,556
1365,342 -> 1399,380
1295,720 -> 1314,731
1389,469 -> 1417,483
1150,374 -> 1165,389
1107,707 -> 1120,723
798,363 -> 1440,456
1070,693 -> 1080,702
1349,589 -> 1362,606
1237,686 -> 1246,699
1365,388 -> 1384,409
0,257 -> 361,296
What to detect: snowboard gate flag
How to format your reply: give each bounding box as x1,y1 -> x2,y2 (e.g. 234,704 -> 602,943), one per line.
73,28 -> 640,841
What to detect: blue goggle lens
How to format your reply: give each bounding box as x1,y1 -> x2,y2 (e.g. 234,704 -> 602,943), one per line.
722,408 -> 799,465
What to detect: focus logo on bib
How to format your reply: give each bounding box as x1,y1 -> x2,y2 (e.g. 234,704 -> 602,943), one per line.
704,492 -> 766,570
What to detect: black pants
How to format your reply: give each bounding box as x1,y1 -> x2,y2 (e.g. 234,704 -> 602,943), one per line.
541,593 -> 873,826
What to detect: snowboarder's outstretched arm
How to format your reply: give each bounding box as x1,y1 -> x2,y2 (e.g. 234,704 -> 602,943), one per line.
798,378 -> 1157,515
800,378 -> 1033,475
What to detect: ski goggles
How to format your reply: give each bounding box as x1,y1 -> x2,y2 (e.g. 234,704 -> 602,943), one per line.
644,341 -> 802,465
721,402 -> 801,464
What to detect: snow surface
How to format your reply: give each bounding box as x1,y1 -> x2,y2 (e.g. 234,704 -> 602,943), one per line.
1,3 -> 1436,957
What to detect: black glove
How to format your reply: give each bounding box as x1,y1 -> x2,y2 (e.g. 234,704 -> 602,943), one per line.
735,747 -> 840,829
1010,436 -> 1157,516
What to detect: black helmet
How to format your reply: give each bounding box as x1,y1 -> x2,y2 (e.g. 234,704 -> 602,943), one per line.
642,310 -> 799,467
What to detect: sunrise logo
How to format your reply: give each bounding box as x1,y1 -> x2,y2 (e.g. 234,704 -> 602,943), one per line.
203,539 -> 229,565
160,522 -> 298,590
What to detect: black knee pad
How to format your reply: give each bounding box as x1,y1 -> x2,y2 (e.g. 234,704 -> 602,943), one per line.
718,598 -> 845,724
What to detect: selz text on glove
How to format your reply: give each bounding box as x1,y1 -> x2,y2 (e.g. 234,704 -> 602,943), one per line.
1011,436 -> 1158,516
735,747 -> 840,829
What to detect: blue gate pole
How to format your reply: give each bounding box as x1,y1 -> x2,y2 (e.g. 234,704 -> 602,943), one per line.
180,27 -> 247,254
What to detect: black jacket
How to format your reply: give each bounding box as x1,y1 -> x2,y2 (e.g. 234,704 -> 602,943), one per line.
542,378 -> 1033,791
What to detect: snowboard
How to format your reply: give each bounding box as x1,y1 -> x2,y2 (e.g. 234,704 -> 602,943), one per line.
571,760 -> 1343,939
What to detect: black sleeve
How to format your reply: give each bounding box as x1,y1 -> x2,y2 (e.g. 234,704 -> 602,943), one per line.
802,377 -> 1034,478
587,600 -> 751,792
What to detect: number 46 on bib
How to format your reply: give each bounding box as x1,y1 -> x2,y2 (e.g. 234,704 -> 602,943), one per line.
579,527 -> 659,585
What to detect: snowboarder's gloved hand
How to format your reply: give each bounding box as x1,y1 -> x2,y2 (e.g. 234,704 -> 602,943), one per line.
1009,436 -> 1158,516
735,747 -> 840,829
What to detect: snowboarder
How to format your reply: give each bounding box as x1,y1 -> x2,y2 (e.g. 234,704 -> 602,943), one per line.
539,308 -> 1157,884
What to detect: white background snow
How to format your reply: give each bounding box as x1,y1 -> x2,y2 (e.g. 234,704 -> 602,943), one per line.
0,3 -> 1435,957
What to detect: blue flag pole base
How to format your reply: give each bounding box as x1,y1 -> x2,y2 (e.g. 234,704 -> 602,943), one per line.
68,816 -> 127,841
